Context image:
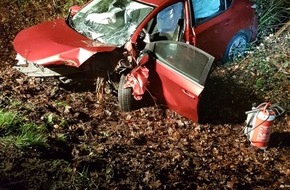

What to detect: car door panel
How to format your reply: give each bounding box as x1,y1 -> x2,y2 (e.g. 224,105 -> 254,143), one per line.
146,41 -> 214,122
191,0 -> 256,61
150,62 -> 202,121
194,12 -> 234,60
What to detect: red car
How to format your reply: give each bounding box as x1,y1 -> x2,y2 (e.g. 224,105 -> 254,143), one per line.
13,0 -> 257,122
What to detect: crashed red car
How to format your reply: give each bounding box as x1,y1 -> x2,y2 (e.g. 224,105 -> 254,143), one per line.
13,0 -> 257,122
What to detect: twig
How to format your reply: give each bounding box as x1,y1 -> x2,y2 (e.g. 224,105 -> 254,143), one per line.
274,19 -> 290,38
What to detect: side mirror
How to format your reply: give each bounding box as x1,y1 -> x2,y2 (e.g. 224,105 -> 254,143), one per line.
69,5 -> 81,16
136,42 -> 156,65
137,49 -> 155,66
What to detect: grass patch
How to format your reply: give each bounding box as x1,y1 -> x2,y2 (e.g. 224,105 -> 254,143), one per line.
15,123 -> 48,148
0,109 -> 48,148
0,109 -> 23,134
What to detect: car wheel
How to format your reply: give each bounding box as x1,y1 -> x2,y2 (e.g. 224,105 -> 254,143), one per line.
222,32 -> 249,64
118,74 -> 135,111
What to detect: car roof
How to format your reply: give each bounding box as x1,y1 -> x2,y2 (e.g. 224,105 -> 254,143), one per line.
136,0 -> 180,7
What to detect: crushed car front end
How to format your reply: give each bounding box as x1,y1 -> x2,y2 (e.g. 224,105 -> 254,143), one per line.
13,0 -> 154,77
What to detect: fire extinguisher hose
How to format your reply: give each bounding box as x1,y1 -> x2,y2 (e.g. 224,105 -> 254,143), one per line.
243,109 -> 270,136
243,103 -> 285,136
269,104 -> 285,117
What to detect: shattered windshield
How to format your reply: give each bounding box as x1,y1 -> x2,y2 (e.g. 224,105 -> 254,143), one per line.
71,0 -> 153,46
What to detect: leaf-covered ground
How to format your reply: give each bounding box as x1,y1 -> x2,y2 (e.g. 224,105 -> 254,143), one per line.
0,0 -> 289,189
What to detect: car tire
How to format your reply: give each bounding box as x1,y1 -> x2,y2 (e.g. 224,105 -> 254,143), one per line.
118,74 -> 135,111
222,31 -> 249,64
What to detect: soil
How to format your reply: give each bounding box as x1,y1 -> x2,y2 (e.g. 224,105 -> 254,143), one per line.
0,0 -> 289,189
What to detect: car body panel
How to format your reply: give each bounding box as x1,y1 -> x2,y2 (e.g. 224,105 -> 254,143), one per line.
13,19 -> 117,67
127,41 -> 214,121
131,0 -> 257,60
192,0 -> 257,60
12,0 -> 257,122
152,64 -> 201,121
13,0 -> 257,67
136,0 -> 172,7
149,41 -> 213,122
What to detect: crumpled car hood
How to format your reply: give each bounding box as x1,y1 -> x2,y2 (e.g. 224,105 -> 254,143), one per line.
13,19 -> 117,67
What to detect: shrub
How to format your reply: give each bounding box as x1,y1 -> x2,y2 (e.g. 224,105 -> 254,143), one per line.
253,0 -> 290,38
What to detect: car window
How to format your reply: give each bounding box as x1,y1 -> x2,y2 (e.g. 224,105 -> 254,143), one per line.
220,0 -> 232,10
153,41 -> 213,85
71,0 -> 153,46
191,0 -> 231,25
144,2 -> 184,42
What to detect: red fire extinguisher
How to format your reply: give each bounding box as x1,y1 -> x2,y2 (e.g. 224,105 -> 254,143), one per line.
244,102 -> 284,149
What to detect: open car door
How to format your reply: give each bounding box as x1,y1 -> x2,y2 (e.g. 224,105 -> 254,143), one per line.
147,41 -> 214,122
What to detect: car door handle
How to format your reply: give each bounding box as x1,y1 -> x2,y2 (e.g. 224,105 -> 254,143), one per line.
224,19 -> 231,26
182,89 -> 196,99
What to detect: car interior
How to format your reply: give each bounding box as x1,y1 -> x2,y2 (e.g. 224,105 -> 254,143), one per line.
141,3 -> 185,43
141,0 -> 233,43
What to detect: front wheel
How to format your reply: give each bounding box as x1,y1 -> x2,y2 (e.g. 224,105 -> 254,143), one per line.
222,32 -> 249,64
118,74 -> 135,111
